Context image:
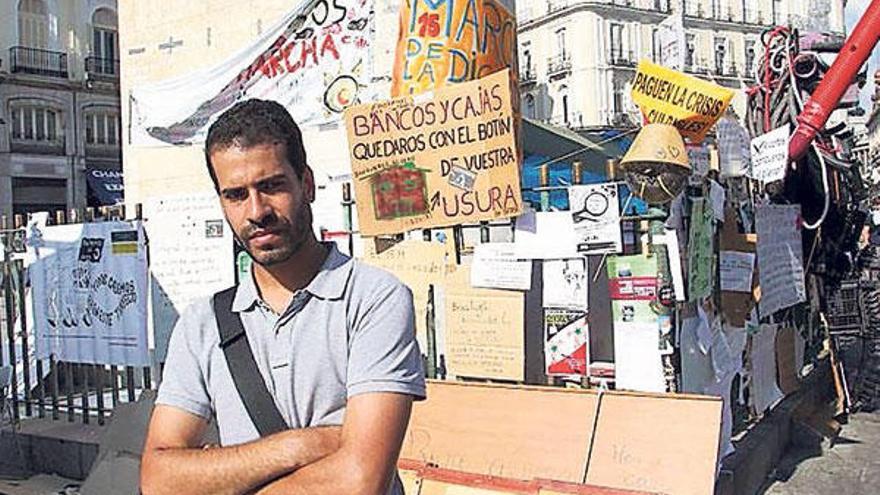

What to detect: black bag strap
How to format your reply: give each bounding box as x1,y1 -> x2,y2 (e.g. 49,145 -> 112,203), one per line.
213,287 -> 288,437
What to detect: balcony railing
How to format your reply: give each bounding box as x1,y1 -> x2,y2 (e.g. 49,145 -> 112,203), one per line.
609,49 -> 636,67
547,54 -> 572,76
520,67 -> 538,84
85,56 -> 120,79
10,137 -> 65,155
9,46 -> 68,79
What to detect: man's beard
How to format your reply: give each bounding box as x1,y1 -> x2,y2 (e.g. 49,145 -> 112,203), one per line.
239,204 -> 312,267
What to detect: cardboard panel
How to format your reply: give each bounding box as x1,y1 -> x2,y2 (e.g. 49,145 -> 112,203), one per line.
585,392 -> 722,495
401,468 -> 424,495
402,381 -> 598,483
420,480 -> 526,495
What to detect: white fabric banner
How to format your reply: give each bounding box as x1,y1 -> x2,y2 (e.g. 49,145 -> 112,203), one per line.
28,221 -> 150,366
129,0 -> 376,146
658,13 -> 686,71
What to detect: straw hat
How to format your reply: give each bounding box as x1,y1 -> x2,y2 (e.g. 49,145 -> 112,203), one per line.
620,124 -> 690,204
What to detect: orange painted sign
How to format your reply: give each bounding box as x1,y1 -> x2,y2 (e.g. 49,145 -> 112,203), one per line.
391,0 -> 519,97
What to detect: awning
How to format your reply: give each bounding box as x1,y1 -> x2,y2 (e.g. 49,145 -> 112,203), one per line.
87,168 -> 124,206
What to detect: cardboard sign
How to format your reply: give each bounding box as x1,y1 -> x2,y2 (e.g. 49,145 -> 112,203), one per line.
445,266 -> 525,381
402,381 -> 721,495
630,60 -> 735,143
391,0 -> 518,97
748,125 -> 790,183
345,69 -> 521,235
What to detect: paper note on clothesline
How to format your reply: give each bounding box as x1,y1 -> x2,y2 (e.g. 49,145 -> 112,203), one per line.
471,242 -> 532,291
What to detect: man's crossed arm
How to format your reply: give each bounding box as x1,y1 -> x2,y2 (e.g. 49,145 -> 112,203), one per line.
140,392 -> 413,495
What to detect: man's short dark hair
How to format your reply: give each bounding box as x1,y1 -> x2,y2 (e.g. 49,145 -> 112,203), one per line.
204,99 -> 307,189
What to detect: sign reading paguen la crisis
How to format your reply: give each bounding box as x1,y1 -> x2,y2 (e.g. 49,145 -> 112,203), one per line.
630,60 -> 735,143
345,69 -> 521,236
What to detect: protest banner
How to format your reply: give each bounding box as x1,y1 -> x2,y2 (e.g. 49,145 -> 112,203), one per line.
27,221 -> 150,366
391,0 -> 518,97
129,0 -> 375,146
568,183 -> 622,255
630,60 -> 735,143
345,69 -> 521,235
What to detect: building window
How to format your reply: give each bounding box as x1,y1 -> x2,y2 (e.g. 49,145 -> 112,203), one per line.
711,0 -> 722,18
525,94 -> 536,119
613,81 -> 625,114
18,0 -> 49,48
745,39 -> 756,76
609,23 -> 624,62
85,109 -> 120,146
685,33 -> 695,69
715,37 -> 727,74
559,85 -> 569,125
9,101 -> 61,142
556,28 -> 567,59
91,8 -> 118,75
652,28 -> 661,63
655,0 -> 670,12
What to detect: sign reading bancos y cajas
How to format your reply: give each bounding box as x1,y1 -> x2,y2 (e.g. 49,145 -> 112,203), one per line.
630,60 -> 735,143
344,69 -> 521,236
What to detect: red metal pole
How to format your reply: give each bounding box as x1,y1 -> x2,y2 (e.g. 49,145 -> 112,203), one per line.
789,0 -> 880,161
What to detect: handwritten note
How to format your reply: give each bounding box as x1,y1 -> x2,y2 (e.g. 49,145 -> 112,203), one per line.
145,192 -> 235,362
755,205 -> 806,317
363,239 -> 453,353
749,126 -> 790,183
720,251 -> 755,293
445,266 -> 524,381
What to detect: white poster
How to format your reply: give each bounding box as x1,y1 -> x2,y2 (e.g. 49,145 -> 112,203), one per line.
28,221 -> 149,366
542,258 -> 588,310
658,13 -> 686,71
716,116 -> 752,178
513,209 -> 580,259
750,324 -> 784,413
145,192 -> 235,363
748,126 -> 790,183
470,243 -> 532,291
129,0 -> 375,146
756,205 -> 806,316
720,251 -> 755,293
614,322 -> 667,393
568,183 -> 622,254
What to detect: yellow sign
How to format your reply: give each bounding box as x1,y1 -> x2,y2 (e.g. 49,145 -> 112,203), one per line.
345,69 -> 522,236
630,60 -> 735,143
391,0 -> 518,97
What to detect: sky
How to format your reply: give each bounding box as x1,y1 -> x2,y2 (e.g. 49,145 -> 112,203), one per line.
846,0 -> 879,111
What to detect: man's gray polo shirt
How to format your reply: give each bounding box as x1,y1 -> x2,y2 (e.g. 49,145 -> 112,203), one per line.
156,243 -> 426,453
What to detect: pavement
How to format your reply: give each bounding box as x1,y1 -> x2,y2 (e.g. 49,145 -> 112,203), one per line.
0,476 -> 79,495
761,412 -> 880,495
